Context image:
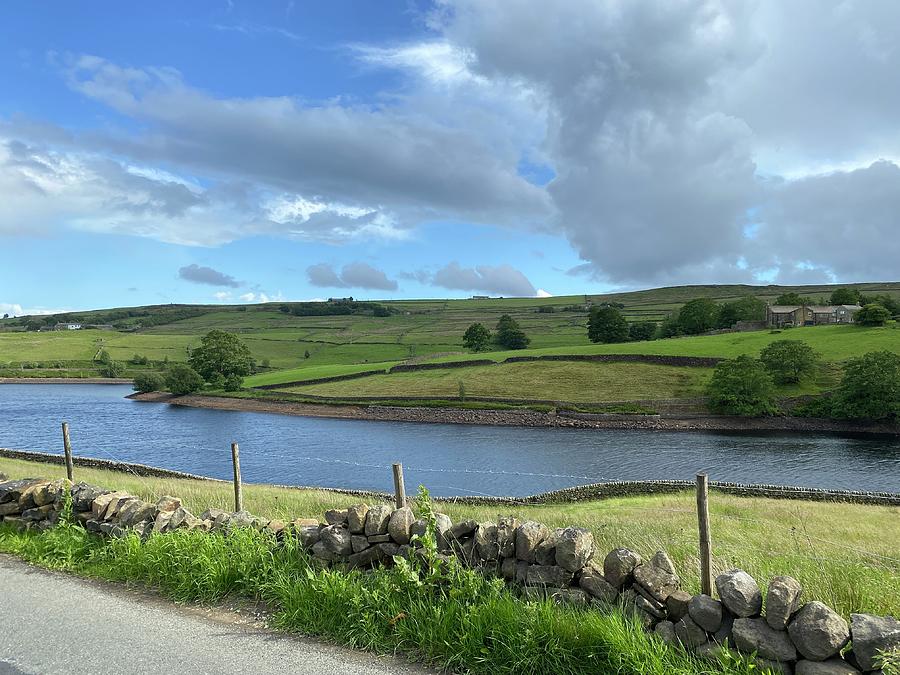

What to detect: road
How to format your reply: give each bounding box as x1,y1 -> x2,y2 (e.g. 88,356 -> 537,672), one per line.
0,555 -> 433,675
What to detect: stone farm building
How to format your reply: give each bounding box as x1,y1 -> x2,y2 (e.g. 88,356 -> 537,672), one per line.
766,304 -> 861,328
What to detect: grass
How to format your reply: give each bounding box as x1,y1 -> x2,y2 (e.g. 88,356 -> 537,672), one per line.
283,361 -> 715,402
2,455 -> 897,618
244,360 -> 401,387
0,520 -> 768,675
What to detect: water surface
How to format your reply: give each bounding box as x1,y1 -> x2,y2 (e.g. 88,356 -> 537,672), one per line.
1,384 -> 898,497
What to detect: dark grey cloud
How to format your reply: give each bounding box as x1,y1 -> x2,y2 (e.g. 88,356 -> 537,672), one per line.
178,264 -> 240,288
306,262 -> 398,291
431,262 -> 536,296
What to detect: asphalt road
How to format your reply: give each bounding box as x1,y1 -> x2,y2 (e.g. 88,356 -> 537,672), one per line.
0,555 -> 433,675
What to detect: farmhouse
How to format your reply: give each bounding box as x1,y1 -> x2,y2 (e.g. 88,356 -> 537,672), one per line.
766,304 -> 861,328
53,322 -> 82,331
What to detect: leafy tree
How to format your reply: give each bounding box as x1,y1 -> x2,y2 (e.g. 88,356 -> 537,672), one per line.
677,298 -> 720,335
587,306 -> 628,343
100,361 -> 124,378
224,374 -> 243,392
706,355 -> 777,416
832,351 -> 900,420
628,321 -> 658,342
462,323 -> 492,352
658,313 -> 682,338
132,372 -> 165,393
854,304 -> 891,326
494,315 -> 530,350
759,340 -> 819,384
716,296 -> 766,328
859,294 -> 899,316
165,364 -> 204,395
188,330 -> 254,381
371,303 -> 391,317
774,292 -> 812,305
829,287 -> 860,305
130,353 -> 149,366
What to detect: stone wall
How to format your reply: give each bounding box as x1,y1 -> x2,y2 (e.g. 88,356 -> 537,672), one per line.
1,476 -> 897,674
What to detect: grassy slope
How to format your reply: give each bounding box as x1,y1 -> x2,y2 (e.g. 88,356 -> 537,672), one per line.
286,361 -> 715,402
1,455 -> 897,617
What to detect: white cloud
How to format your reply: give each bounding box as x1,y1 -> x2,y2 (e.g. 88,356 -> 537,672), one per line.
430,262 -> 537,296
535,289 -> 552,298
307,262 -> 398,291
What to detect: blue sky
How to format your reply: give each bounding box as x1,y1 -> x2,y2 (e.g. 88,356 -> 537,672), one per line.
2,1 -> 899,315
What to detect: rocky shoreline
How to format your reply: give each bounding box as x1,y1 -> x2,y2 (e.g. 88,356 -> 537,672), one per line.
128,392 -> 900,436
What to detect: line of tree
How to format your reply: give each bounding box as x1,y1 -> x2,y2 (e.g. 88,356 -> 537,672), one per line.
462,315 -> 530,352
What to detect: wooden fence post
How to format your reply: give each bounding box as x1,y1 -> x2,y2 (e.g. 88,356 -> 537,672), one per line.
696,472 -> 713,596
392,462 -> 406,508
231,442 -> 243,512
62,422 -> 74,483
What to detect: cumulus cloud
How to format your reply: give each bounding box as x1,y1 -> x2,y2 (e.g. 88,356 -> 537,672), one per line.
430,262 -> 537,296
306,262 -> 398,291
178,264 -> 240,287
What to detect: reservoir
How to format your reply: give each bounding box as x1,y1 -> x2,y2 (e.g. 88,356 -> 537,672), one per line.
1,384 -> 898,497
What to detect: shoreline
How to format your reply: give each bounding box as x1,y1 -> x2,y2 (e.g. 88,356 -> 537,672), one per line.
128,391 -> 900,436
0,377 -> 132,385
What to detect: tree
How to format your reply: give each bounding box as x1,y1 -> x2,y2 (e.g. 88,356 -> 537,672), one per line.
224,374 -> 243,392
132,372 -> 165,393
716,296 -> 766,328
96,349 -> 112,364
494,315 -> 530,350
859,294 -> 899,316
130,353 -> 149,365
165,364 -> 204,395
372,303 -> 391,317
658,313 -> 682,338
587,306 -> 628,343
759,340 -> 819,384
774,292 -> 811,305
100,361 -> 124,378
854,304 -> 891,326
677,298 -> 720,335
188,330 -> 254,381
628,321 -> 658,342
832,351 -> 900,420
706,356 -> 777,416
829,287 -> 860,305
462,323 -> 492,352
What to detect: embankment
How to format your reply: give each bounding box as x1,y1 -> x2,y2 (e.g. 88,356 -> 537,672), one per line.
128,391 -> 900,436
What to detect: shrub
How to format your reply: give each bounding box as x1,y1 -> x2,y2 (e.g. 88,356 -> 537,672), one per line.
100,361 -> 125,378
130,354 -> 149,366
706,355 -> 777,416
628,321 -> 658,342
165,364 -> 204,395
759,340 -> 819,384
207,373 -> 226,390
132,372 -> 165,393
855,304 -> 891,327
832,351 -> 900,420
677,298 -> 720,335
224,374 -> 243,392
494,315 -> 530,350
716,296 -> 766,329
587,306 -> 628,343
829,287 -> 860,305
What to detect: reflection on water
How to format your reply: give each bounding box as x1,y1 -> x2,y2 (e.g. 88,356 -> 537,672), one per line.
1,385 -> 898,497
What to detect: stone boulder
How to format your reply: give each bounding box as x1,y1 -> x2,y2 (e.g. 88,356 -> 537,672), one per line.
534,531 -> 560,566
474,522 -> 500,560
364,505 -> 392,536
320,525 -> 353,556
795,659 -> 861,675
733,617 -> 798,662
555,527 -> 594,573
410,518 -> 427,541
788,602 -> 850,662
666,590 -> 692,622
515,521 -> 549,563
324,509 -> 347,526
633,563 -> 679,604
346,504 -> 369,534
650,550 -> 676,575
654,620 -> 677,645
500,557 -> 517,580
766,576 -> 803,630
434,513 -> 453,550
674,616 -> 707,649
716,569 -> 762,617
155,495 -> 182,513
689,595 -> 724,633
0,479 -> 47,505
297,525 -> 321,548
450,519 -> 478,540
525,565 -> 574,588
388,507 -> 415,545
604,548 -> 642,589
849,613 -> 900,672
578,564 -> 618,603
496,517 -> 520,558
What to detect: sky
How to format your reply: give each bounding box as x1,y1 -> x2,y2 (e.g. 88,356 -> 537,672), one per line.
2,0 -> 899,315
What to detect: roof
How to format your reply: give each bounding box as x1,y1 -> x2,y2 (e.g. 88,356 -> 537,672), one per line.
768,304 -> 861,314
768,305 -> 802,312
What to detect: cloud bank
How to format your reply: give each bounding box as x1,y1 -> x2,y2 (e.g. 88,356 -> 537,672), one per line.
178,264 -> 240,287
307,262 -> 398,291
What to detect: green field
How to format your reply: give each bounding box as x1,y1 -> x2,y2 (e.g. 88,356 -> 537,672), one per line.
2,283 -> 897,402
1,455 -> 897,617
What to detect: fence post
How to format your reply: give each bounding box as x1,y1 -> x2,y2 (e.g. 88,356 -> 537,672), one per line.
696,472 -> 713,596
392,462 -> 406,508
62,422 -> 74,483
231,442 -> 243,512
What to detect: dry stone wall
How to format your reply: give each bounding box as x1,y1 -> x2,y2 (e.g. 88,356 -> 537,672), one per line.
1,476 -> 898,674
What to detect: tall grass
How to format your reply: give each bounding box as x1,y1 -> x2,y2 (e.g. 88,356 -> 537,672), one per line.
0,522 -> 764,675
